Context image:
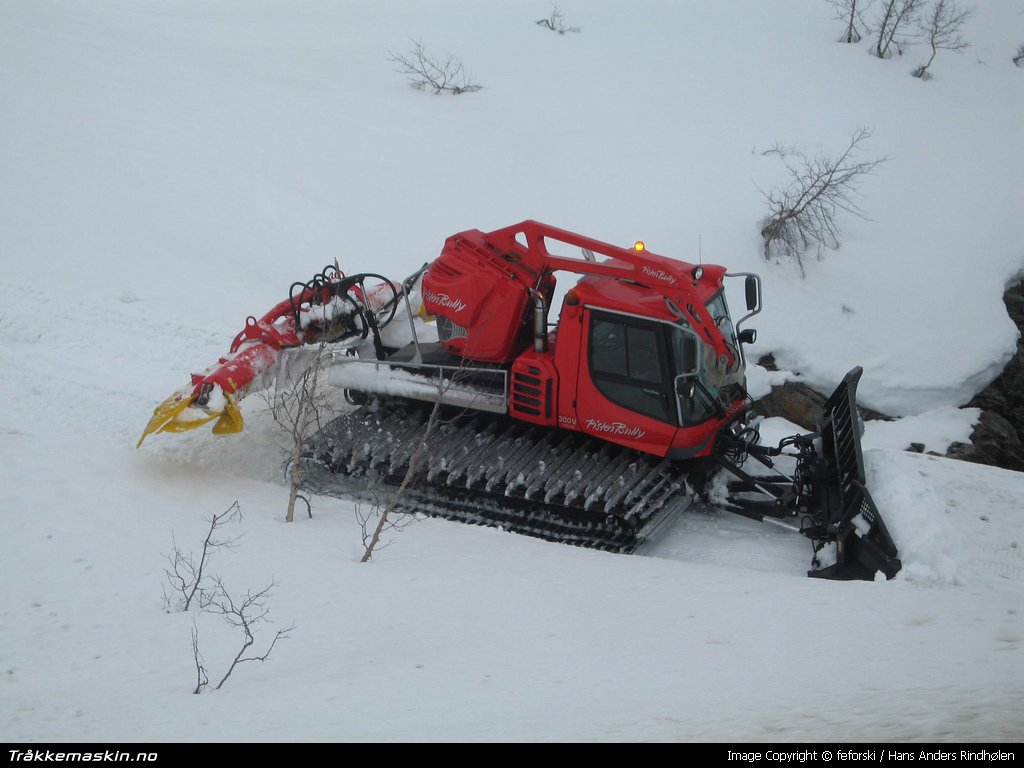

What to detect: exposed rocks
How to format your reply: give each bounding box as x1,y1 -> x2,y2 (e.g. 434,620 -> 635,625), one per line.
946,410 -> 1024,472
957,279 -> 1024,472
967,282 -> 1024,414
752,354 -> 889,432
754,275 -> 1024,476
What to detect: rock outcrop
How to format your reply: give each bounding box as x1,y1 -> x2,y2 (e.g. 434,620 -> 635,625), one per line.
752,279 -> 1024,474
949,280 -> 1024,471
752,355 -> 888,432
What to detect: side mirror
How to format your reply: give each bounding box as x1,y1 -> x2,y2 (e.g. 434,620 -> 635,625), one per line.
745,275 -> 760,312
738,328 -> 757,345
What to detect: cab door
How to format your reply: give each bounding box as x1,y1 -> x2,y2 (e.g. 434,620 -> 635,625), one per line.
574,308 -> 678,456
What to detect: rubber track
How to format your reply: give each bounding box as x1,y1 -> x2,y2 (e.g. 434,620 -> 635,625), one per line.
299,400 -> 697,552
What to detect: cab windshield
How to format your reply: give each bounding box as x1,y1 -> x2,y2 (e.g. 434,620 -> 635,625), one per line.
667,292 -> 745,424
669,325 -> 717,424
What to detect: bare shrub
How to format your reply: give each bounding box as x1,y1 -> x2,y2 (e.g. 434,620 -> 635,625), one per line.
536,3 -> 581,34
200,577 -> 295,692
912,0 -> 974,79
830,0 -> 874,43
1012,44 -> 1024,67
190,622 -> 208,695
354,496 -> 418,561
356,360 -> 488,562
359,396 -> 445,562
164,502 -> 293,694
759,128 -> 886,275
388,40 -> 481,94
163,501 -> 243,612
875,0 -> 925,57
264,346 -> 337,522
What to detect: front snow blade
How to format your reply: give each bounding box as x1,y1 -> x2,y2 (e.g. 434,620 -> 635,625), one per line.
804,367 -> 901,580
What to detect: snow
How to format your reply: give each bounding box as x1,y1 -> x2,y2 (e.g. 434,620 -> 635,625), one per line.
744,364 -> 797,401
863,405 -> 979,454
2,0 -> 1023,743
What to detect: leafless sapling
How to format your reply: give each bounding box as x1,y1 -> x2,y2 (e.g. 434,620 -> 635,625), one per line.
264,345 -> 337,522
388,40 -> 481,95
190,621 -> 208,695
830,0 -> 873,43
536,3 -> 582,34
912,0 -> 974,79
201,576 -> 295,692
759,127 -> 886,276
163,501 -> 243,612
358,359 -> 485,562
874,0 -> 925,57
165,502 -> 293,693
359,395 -> 445,563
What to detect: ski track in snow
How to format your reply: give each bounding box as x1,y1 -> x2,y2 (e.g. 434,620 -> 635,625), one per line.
0,278 -> 225,442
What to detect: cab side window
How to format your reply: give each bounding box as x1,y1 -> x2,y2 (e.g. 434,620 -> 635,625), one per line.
589,313 -> 671,422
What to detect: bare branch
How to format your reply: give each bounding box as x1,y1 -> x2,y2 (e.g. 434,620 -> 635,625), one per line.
361,395 -> 444,562
388,39 -> 481,95
829,0 -> 874,43
164,501 -> 243,611
536,3 -> 582,34
759,127 -> 886,275
1015,44 -> 1024,67
759,141 -> 801,158
256,343 -> 342,522
358,362 -> 478,562
203,576 -> 294,691
170,507 -> 291,692
191,622 -> 208,695
283,349 -> 326,522
912,0 -> 974,79
875,0 -> 925,58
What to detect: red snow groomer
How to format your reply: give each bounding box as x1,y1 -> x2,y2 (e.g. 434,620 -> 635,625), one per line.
140,221 -> 901,580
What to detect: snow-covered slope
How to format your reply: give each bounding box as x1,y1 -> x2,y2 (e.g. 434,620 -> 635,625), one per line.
1,0 -> 1022,742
